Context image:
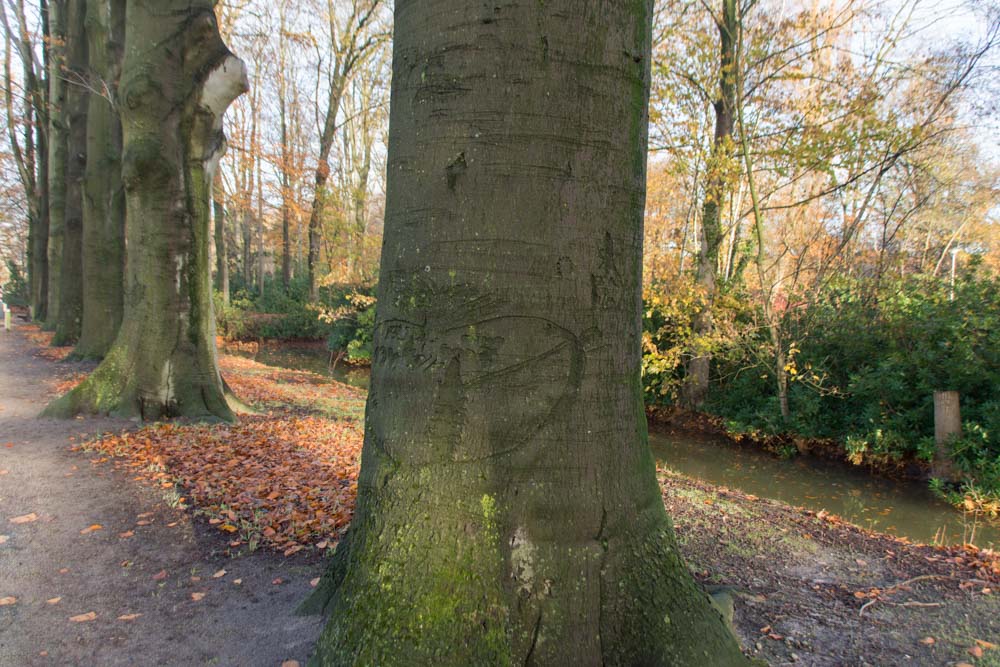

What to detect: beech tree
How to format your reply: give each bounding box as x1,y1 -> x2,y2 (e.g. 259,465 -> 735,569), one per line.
44,0 -> 64,329
50,0 -> 85,345
302,1 -> 747,664
45,0 -> 247,421
74,0 -> 124,359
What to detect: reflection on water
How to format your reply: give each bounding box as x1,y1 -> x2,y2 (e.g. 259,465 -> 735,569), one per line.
230,343 -> 998,549
649,430 -> 999,549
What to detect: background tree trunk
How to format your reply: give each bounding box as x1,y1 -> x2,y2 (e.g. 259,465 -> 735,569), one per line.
75,0 -> 124,359
45,0 -> 247,422
304,2 -> 747,664
44,0 -> 65,330
51,0 -> 86,345
213,171 -> 229,304
683,0 -> 738,410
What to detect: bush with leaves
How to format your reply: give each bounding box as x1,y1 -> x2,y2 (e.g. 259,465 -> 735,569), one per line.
1,260 -> 29,308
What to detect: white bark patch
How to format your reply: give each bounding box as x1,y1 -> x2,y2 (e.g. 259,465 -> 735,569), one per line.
175,254 -> 185,294
510,526 -> 535,594
159,360 -> 175,406
200,55 -> 248,120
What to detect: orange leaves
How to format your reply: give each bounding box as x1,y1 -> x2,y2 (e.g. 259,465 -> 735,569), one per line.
69,612 -> 97,623
10,513 -> 37,524
0,597 -> 16,606
79,524 -> 103,535
190,592 -> 206,602
84,414 -> 362,553
20,324 -> 74,361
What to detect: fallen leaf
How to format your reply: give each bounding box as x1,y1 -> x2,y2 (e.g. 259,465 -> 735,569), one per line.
284,545 -> 303,557
117,613 -> 142,621
969,646 -> 984,658
316,540 -> 329,550
136,520 -> 152,526
919,637 -> 935,645
69,612 -> 97,623
233,579 -> 242,585
213,569 -> 227,579
80,524 -> 103,535
0,597 -> 17,606
191,592 -> 206,601
976,639 -> 999,650
46,597 -> 62,605
58,568 -> 69,574
219,524 -> 238,533
281,661 -> 301,667
208,518 -> 222,525
137,512 -> 154,519
190,576 -> 201,582
10,513 -> 38,524
167,522 -> 178,528
0,535 -> 9,545
955,663 -> 974,667
119,531 -> 134,538
272,578 -> 284,585
152,570 -> 167,581
310,578 -> 320,588
0,469 -> 9,475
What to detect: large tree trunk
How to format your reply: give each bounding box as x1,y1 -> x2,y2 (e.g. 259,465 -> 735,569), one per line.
683,0 -> 738,410
43,0 -> 66,330
50,0 -> 87,345
45,0 -> 247,422
75,0 -> 124,359
303,2 -> 747,664
213,172 -> 229,304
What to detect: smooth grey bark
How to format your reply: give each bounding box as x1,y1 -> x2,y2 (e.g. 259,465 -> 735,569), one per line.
75,0 -> 124,359
44,0 -> 65,330
51,0 -> 86,346
45,0 -> 246,422
304,2 -> 748,665
683,0 -> 738,409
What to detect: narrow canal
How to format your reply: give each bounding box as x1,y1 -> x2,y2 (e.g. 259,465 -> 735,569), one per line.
238,342 -> 1000,549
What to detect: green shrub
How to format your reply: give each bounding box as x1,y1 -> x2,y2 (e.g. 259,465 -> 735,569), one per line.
1,260 -> 29,308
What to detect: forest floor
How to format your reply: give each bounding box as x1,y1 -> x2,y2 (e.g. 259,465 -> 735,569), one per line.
2,321 -> 999,666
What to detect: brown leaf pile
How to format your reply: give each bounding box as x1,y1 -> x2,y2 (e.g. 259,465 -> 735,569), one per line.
85,415 -> 363,551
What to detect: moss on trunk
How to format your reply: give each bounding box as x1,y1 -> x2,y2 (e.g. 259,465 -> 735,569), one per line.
305,2 -> 749,664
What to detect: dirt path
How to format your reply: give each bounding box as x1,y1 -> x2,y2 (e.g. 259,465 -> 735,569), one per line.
4,321 -> 1000,666
0,324 -> 324,666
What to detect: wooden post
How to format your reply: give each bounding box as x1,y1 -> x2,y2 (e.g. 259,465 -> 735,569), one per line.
933,390 -> 962,482
3,303 -> 11,332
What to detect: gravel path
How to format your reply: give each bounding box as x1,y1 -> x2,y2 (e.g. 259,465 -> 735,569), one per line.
0,323 -> 325,666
